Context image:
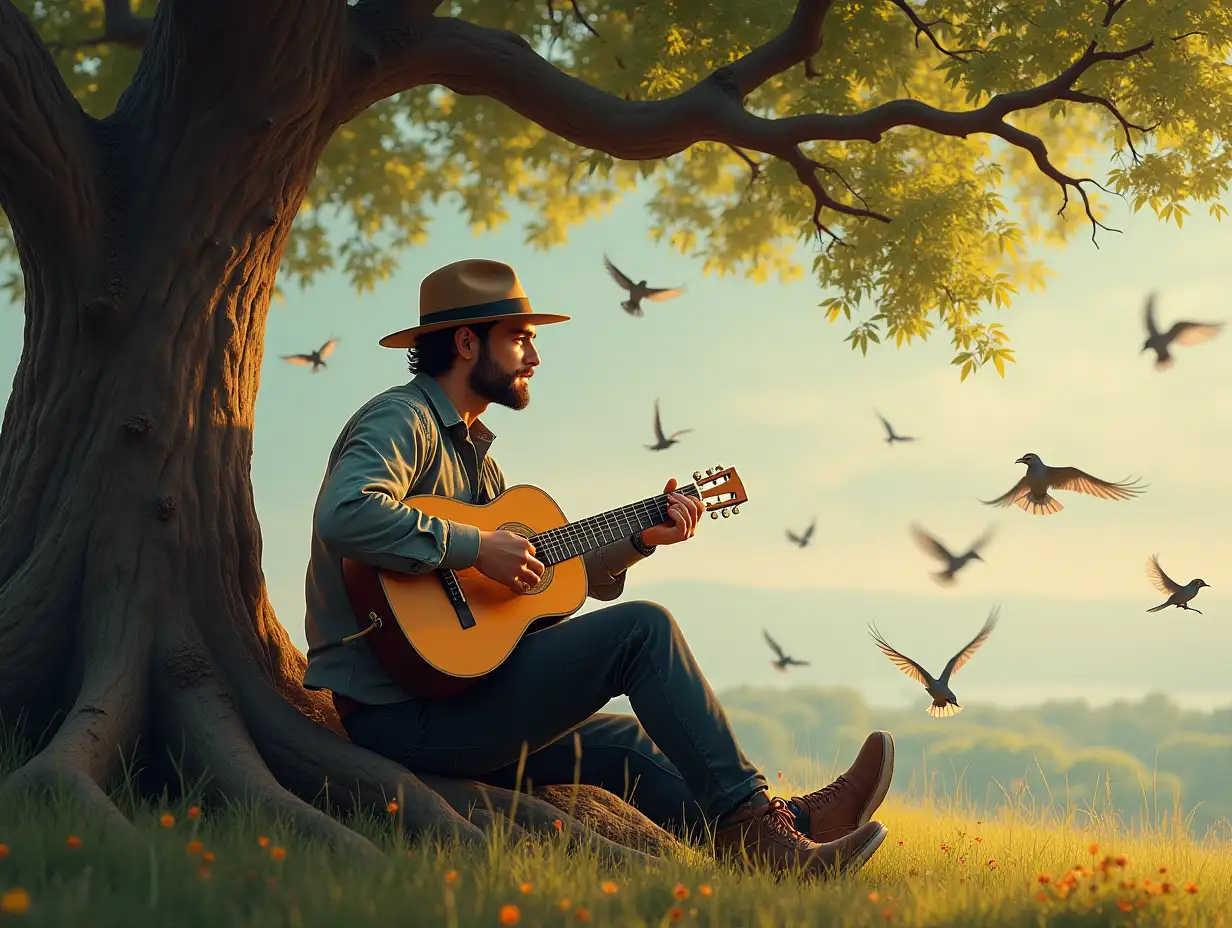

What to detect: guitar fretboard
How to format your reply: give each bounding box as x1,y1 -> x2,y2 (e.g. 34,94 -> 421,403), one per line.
530,484 -> 702,566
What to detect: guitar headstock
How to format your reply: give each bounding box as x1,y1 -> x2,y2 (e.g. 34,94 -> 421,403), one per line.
691,466 -> 748,520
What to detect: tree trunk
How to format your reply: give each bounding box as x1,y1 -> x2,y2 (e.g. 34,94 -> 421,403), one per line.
0,0 -> 663,864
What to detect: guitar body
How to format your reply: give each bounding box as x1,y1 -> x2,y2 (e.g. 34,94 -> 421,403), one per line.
341,485 -> 588,698
336,467 -> 747,700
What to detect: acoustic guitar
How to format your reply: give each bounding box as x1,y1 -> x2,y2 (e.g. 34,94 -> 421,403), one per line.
338,466 -> 747,700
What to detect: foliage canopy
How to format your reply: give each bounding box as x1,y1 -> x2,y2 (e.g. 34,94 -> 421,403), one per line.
4,0 -> 1231,377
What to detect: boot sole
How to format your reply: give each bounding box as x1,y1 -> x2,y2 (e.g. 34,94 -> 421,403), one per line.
838,822 -> 889,876
856,731 -> 895,830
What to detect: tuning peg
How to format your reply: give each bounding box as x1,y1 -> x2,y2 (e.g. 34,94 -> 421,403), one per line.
721,509 -> 731,518
710,512 -> 719,520
693,471 -> 703,481
714,464 -> 722,471
732,507 -> 740,515
706,467 -> 715,475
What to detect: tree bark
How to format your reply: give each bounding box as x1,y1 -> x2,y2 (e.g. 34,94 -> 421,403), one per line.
0,0 -> 661,862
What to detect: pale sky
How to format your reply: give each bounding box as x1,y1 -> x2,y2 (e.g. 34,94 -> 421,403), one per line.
2,182 -> 1230,713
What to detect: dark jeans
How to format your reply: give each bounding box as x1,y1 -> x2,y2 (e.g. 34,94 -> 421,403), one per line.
343,599 -> 767,836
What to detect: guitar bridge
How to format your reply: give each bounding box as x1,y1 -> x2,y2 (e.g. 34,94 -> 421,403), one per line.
438,569 -> 477,630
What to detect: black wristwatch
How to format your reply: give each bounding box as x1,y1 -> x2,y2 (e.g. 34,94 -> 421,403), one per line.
630,533 -> 657,557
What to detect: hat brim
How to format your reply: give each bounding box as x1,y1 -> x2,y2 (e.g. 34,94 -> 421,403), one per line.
378,312 -> 571,349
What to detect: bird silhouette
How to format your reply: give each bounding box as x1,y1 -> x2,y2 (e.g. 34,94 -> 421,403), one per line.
281,337 -> 338,373
786,518 -> 816,549
763,629 -> 810,671
911,524 -> 994,586
646,399 -> 692,451
1141,292 -> 1223,370
1145,554 -> 1210,615
869,607 -> 999,718
875,410 -> 916,445
603,255 -> 685,316
980,453 -> 1145,515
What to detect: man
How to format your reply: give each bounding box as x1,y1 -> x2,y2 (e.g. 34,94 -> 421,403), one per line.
302,258 -> 895,877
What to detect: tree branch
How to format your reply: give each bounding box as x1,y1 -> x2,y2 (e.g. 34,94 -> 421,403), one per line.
340,0 -> 1161,243
0,0 -> 100,260
885,0 -> 982,61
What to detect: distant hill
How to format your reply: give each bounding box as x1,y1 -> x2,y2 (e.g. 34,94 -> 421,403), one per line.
710,686 -> 1232,839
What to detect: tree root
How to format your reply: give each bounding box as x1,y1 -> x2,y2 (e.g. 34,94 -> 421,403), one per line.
534,783 -> 684,857
153,608 -> 386,860
0,760 -> 136,836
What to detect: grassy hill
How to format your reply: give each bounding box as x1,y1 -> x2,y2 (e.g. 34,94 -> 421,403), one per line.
2,727 -> 1229,926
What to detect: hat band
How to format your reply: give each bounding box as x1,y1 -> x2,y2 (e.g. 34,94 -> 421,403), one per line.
419,297 -> 532,326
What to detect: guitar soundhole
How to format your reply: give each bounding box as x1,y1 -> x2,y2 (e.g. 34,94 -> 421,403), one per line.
500,521 -> 554,594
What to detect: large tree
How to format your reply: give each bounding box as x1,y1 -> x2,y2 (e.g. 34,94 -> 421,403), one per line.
0,0 -> 1228,855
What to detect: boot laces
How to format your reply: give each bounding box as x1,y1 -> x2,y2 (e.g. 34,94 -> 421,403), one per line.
761,797 -> 813,848
797,774 -> 850,812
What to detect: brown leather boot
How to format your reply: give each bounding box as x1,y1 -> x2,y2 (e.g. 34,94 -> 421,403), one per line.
790,731 -> 895,843
713,795 -> 888,879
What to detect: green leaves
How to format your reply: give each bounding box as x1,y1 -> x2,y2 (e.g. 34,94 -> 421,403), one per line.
4,0 -> 1232,381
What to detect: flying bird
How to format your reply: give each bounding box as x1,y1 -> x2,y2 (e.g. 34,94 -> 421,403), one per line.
875,411 -> 917,445
980,453 -> 1145,515
646,399 -> 692,451
281,337 -> 338,373
786,518 -> 816,549
1141,292 -> 1223,370
763,629 -> 810,671
869,607 -> 1000,718
1145,554 -> 1210,615
911,524 -> 994,586
603,255 -> 686,317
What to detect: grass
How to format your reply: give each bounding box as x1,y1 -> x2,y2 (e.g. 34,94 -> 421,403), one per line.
1,732 -> 1230,926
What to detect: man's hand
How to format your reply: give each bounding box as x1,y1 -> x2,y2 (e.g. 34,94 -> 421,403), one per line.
640,478 -> 705,549
475,530 -> 545,593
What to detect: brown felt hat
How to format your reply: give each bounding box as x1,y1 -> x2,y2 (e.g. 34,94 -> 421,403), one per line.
378,258 -> 570,349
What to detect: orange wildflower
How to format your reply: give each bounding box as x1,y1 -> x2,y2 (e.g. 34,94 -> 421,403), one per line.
498,903 -> 521,925
203,851 -> 215,863
387,800 -> 399,814
940,843 -> 951,852
600,880 -> 619,895
1185,883 -> 1199,894
1035,893 -> 1047,902
187,806 -> 201,819
444,870 -> 459,885
973,836 -> 983,843
1,888 -> 31,915
269,846 -> 287,862
1037,873 -> 1051,884
1161,882 -> 1173,894
1088,842 -> 1099,855
987,859 -> 998,870
672,883 -> 689,900
1158,866 -> 1169,875
1118,900 -> 1134,912
667,906 -> 685,921
66,835 -> 81,849
160,813 -> 175,828
553,819 -> 563,832
1115,855 -> 1128,867
698,885 -> 713,897
519,882 -> 533,894
868,891 -> 880,903
258,835 -> 270,847
0,844 -> 8,858
186,840 -> 204,855
575,906 -> 592,923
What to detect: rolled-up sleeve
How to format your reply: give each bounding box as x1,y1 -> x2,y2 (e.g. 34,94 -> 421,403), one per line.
583,538 -> 648,601
313,399 -> 481,574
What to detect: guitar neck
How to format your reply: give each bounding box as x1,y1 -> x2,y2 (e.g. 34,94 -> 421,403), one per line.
530,484 -> 702,567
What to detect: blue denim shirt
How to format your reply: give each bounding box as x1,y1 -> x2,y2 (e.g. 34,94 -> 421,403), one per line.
302,374 -> 648,703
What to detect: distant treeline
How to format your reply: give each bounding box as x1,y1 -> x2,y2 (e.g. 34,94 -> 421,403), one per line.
717,686 -> 1232,839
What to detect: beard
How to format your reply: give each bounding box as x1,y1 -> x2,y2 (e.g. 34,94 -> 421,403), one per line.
468,345 -> 531,410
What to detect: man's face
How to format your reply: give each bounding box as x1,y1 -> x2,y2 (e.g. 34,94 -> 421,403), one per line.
467,320 -> 540,410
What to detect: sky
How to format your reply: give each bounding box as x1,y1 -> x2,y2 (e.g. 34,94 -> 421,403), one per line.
2,175 -> 1231,714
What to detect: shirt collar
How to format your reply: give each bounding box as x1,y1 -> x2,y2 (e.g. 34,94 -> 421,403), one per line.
411,373 -> 497,445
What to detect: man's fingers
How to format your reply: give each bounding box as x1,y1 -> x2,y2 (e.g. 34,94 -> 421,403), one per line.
517,565 -> 540,588
526,555 -> 545,578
